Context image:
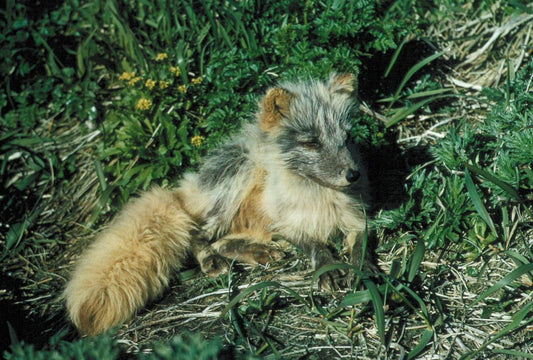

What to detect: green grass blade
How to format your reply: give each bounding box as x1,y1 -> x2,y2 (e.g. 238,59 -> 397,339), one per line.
408,239 -> 425,283
387,49 -> 447,109
465,163 -> 521,201
360,221 -> 369,271
461,300 -> 533,360
469,262 -> 533,308
384,37 -> 407,78
221,281 -> 309,317
384,278 -> 431,325
5,221 -> 28,254
464,169 -> 498,237
310,263 -> 359,316
379,87 -> 451,103
363,278 -> 385,343
310,263 -> 359,286
405,87 -> 452,99
339,290 -> 372,307
491,349 -> 533,359
504,251 -> 533,281
407,329 -> 434,360
395,49 -> 446,97
386,94 -> 454,128
94,161 -> 108,191
504,250 -> 530,266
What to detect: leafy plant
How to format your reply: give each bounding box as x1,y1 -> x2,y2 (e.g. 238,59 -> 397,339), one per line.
3,331 -> 228,360
376,59 -> 533,256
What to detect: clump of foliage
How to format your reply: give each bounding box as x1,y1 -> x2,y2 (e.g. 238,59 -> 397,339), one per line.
4,332 -> 228,360
0,0 -> 99,259
375,60 -> 533,256
4,333 -> 119,360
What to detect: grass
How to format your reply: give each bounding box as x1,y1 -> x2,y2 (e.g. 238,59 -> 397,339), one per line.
1,0 -> 533,358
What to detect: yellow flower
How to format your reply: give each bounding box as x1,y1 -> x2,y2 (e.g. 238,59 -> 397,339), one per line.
191,135 -> 205,147
159,80 -> 169,89
145,79 -> 156,90
128,76 -> 142,86
178,84 -> 187,94
170,66 -> 181,76
191,76 -> 203,85
119,72 -> 135,81
135,98 -> 152,111
155,53 -> 168,61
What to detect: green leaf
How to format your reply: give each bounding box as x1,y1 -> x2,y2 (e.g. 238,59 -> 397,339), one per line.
461,300 -> 533,360
339,290 -> 372,307
408,239 -> 425,283
363,278 -> 385,343
469,262 -> 533,308
221,281 -> 308,317
386,94 -> 455,128
407,329 -> 434,360
464,169 -> 498,238
465,163 -> 521,201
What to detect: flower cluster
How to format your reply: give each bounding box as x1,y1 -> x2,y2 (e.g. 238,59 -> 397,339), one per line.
155,53 -> 168,61
145,79 -> 156,90
118,72 -> 135,81
135,98 -> 152,111
170,66 -> 181,77
190,135 -> 205,147
116,52 -> 206,148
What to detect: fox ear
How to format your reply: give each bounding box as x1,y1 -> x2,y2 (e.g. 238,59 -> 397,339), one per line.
329,73 -> 357,95
259,87 -> 293,132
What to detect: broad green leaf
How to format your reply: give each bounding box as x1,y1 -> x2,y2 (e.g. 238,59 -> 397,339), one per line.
408,239 -> 425,283
339,290 -> 372,307
464,169 -> 498,237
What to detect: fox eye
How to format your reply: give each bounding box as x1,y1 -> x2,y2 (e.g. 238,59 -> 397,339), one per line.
300,138 -> 321,150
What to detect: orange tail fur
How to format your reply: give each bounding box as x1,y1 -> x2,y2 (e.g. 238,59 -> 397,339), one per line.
63,187 -> 194,335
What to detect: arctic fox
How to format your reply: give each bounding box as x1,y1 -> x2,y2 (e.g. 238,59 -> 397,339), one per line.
64,73 -> 372,336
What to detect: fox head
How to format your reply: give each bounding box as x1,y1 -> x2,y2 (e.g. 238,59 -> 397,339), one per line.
258,73 -> 362,190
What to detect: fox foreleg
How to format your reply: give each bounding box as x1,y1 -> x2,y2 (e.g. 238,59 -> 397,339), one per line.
211,233 -> 285,266
344,229 -> 378,274
292,239 -> 345,290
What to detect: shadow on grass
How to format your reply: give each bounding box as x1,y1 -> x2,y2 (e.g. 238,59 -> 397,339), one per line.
0,273 -> 75,354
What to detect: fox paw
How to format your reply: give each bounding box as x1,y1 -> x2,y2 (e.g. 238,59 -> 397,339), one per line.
200,253 -> 230,277
249,244 -> 285,265
318,269 -> 347,291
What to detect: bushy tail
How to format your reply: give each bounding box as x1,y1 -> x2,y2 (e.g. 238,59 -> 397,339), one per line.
63,187 -> 194,336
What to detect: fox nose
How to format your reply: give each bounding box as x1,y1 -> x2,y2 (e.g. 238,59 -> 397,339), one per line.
346,169 -> 360,183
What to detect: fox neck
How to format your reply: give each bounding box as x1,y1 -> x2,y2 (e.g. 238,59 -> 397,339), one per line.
259,150 -> 345,241
259,142 -> 336,197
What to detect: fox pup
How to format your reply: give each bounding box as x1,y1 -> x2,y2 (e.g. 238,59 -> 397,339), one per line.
64,73 -> 372,336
